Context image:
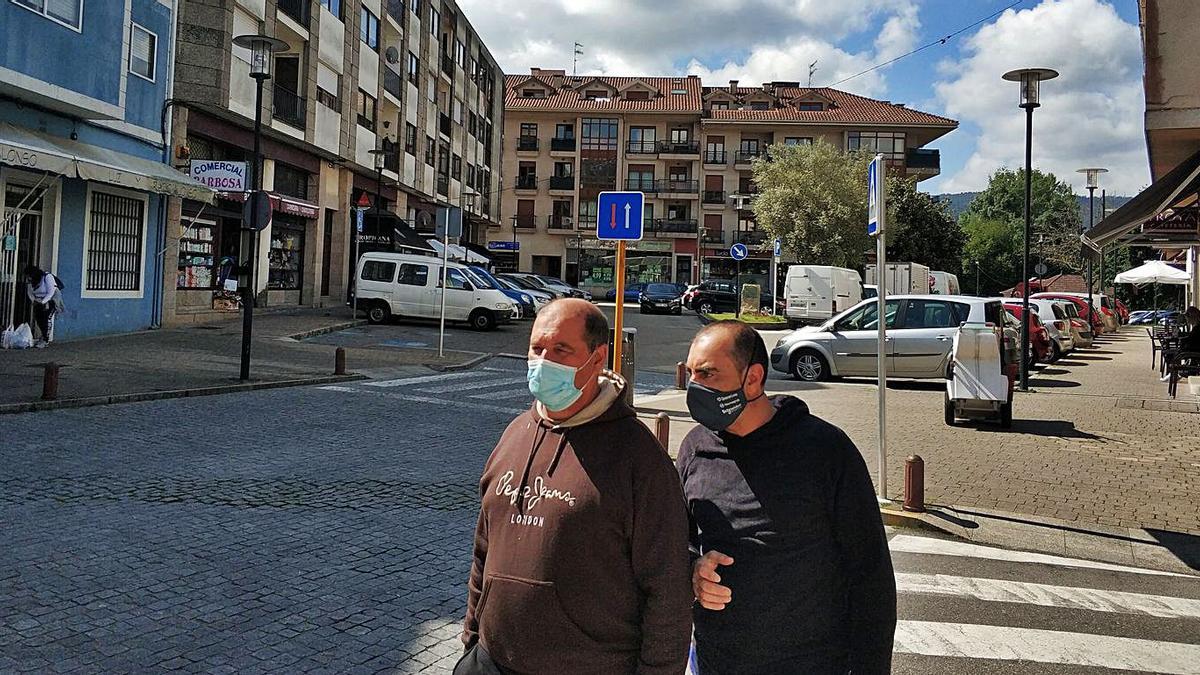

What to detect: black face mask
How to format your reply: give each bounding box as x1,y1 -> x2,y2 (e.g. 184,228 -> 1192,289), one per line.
686,367 -> 761,432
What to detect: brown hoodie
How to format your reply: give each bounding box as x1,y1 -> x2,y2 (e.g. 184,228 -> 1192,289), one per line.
462,373 -> 693,675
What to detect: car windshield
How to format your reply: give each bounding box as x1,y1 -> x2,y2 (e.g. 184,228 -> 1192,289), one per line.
464,268 -> 496,290
504,275 -> 538,290
495,277 -> 519,291
646,284 -> 677,294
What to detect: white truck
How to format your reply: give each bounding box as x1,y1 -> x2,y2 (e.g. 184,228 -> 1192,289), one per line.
865,262 -> 931,295
783,265 -> 862,327
929,271 -> 961,295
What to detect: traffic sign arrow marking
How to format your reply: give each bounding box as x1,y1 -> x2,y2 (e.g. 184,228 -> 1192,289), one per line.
624,203 -> 631,229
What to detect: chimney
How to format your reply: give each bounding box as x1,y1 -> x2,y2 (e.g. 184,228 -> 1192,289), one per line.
729,80 -> 738,94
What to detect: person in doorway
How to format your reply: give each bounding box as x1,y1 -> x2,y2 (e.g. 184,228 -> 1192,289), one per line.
677,320 -> 896,675
458,298 -> 692,675
23,265 -> 63,348
1180,306 -> 1200,352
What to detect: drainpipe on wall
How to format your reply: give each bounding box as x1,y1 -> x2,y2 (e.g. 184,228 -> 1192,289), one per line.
151,0 -> 182,330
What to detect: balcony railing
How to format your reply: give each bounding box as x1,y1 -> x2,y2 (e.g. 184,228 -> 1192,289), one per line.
549,176 -> 574,191
626,140 -> 657,154
548,215 -> 574,230
738,230 -> 768,245
516,175 -> 538,190
701,229 -> 727,245
577,216 -> 597,230
625,178 -> 656,192
906,148 -> 940,173
272,84 -> 306,130
383,68 -> 403,100
439,113 -> 451,137
736,182 -> 759,195
735,150 -> 765,164
550,137 -> 576,152
277,0 -> 309,27
702,190 -> 726,204
513,214 -> 536,229
657,140 -> 699,155
385,0 -> 405,25
703,150 -> 727,164
517,136 -> 539,151
652,218 -> 698,234
655,179 -> 698,194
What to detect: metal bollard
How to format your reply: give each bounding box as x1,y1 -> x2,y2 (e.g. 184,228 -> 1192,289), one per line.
42,362 -> 59,401
334,347 -> 347,375
903,455 -> 925,513
675,361 -> 688,390
655,412 -> 671,451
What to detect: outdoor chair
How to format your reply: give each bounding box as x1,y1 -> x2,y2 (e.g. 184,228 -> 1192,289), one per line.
1166,351 -> 1200,399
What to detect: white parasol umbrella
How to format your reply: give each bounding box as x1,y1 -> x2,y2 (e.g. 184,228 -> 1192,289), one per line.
1113,260 -> 1191,320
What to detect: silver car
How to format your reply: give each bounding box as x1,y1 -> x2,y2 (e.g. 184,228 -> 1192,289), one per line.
771,295 -> 1009,381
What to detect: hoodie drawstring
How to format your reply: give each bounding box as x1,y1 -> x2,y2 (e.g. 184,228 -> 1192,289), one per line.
547,430 -> 569,478
516,423 -> 547,515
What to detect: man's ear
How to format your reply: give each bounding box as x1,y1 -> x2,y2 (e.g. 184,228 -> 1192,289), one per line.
748,362 -> 767,396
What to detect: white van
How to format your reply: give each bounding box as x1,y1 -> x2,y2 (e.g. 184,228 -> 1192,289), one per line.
929,271 -> 961,295
865,262 -> 931,294
784,265 -> 862,327
355,252 -> 514,330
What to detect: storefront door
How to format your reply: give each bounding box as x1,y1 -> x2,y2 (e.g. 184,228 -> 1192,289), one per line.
676,255 -> 692,284
532,255 -> 561,278
2,182 -> 46,330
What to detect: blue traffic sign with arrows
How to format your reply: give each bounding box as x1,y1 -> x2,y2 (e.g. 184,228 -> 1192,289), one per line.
596,191 -> 644,241
730,242 -> 749,260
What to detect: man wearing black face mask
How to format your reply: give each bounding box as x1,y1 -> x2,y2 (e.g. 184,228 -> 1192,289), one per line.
677,321 -> 896,675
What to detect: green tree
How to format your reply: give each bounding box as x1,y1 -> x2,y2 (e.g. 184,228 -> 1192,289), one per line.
751,141 -> 872,269
960,168 -> 1084,286
886,177 -> 967,274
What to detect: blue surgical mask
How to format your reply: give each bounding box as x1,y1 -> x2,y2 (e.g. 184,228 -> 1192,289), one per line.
527,354 -> 594,411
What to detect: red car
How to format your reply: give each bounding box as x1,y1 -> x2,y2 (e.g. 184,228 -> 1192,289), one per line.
1032,293 -> 1105,335
1005,303 -> 1051,367
1113,298 -> 1130,324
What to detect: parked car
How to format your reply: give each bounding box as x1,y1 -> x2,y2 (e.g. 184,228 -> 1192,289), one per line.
493,275 -> 551,314
1032,293 -> 1105,335
680,284 -> 701,309
1054,300 -> 1094,348
1004,303 -> 1050,369
639,283 -> 684,315
1114,298 -> 1130,324
1028,299 -> 1074,361
468,266 -> 535,319
691,279 -> 776,315
1130,309 -> 1182,325
532,274 -> 593,301
500,273 -> 564,299
771,295 -> 1008,382
605,283 -> 647,302
356,252 -> 514,329
863,284 -> 878,300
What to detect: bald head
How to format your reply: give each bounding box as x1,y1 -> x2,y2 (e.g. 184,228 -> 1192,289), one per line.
693,320 -> 769,374
535,298 -> 609,351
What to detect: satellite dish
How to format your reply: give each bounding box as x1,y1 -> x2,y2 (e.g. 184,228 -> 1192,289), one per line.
385,46 -> 400,64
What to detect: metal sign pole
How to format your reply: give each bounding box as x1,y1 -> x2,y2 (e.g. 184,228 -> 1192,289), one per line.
438,229 -> 450,358
613,240 -> 626,369
869,154 -> 888,500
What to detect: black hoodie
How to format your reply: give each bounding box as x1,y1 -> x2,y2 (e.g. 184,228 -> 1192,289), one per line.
462,389 -> 693,675
676,395 -> 896,675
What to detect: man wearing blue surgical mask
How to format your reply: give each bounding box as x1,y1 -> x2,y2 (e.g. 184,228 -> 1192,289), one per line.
458,298 -> 692,675
677,321 -> 896,675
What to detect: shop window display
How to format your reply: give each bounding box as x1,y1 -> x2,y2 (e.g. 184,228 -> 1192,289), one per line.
268,219 -> 306,290
178,222 -> 216,288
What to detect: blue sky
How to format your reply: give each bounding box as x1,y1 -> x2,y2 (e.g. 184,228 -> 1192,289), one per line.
460,0 -> 1148,196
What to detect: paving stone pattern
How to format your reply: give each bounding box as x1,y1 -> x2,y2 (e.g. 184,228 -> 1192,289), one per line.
1,388 -> 501,674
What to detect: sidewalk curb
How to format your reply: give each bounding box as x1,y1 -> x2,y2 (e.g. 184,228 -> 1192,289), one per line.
698,313 -> 789,330
879,504 -> 963,537
286,320 -> 367,341
0,374 -> 366,415
429,351 -> 493,372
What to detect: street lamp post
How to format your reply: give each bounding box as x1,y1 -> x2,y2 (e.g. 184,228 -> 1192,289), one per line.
1077,168 -> 1107,331
975,259 -> 980,296
1003,67 -> 1058,391
231,33 -> 289,381
364,145 -> 388,321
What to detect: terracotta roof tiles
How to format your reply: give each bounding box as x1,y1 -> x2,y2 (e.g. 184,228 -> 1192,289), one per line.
505,73 -> 704,113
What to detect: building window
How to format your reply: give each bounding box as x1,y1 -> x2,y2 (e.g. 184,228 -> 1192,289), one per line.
451,154 -> 462,180
316,87 -> 341,112
455,40 -> 465,66
555,123 -> 574,139
749,101 -> 770,111
521,89 -> 546,99
624,90 -> 649,101
520,123 -> 537,138
466,164 -> 475,187
273,163 -> 309,200
429,7 -> 439,35
425,136 -> 436,166
711,102 -> 729,111
405,123 -> 417,155
410,0 -> 420,15
12,0 -> 82,30
670,128 -> 690,143
320,0 -> 341,19
360,7 -> 380,51
407,52 -> 420,85
357,90 -> 376,131
84,189 -> 146,295
581,118 -> 619,150
553,161 -> 573,178
584,89 -> 609,101
468,112 -> 477,137
784,137 -> 813,146
796,102 -> 823,111
267,216 -> 305,290
847,131 -> 906,162
128,24 -> 157,81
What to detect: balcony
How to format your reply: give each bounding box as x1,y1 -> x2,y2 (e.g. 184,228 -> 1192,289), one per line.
517,136 -> 539,152
655,179 -> 699,196
549,176 -> 574,191
385,0 -> 405,26
652,218 -> 698,235
436,175 -> 449,196
550,137 -> 576,153
735,181 -> 759,195
906,148 -> 941,179
701,229 -> 728,245
439,113 -> 451,137
384,151 -> 400,173
735,149 -> 764,166
547,215 -> 574,231
442,53 -> 455,76
272,85 -> 306,130
513,214 -> 536,230
515,175 -> 538,191
626,140 -> 658,155
383,68 -> 403,101
702,190 -> 726,205
577,216 -> 597,231
277,0 -> 309,27
703,150 -> 727,165
625,178 -> 657,192
738,230 -> 768,245
657,140 -> 700,156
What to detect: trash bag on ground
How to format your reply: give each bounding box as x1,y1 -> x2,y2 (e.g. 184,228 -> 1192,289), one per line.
8,323 -> 34,349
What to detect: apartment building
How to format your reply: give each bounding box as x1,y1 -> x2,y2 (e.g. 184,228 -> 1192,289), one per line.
165,0 -> 503,324
500,69 -> 957,295
0,0 -> 213,339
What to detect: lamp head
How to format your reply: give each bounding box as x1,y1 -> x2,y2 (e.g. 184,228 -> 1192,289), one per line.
233,34 -> 290,79
1076,167 -> 1108,189
1002,68 -> 1059,109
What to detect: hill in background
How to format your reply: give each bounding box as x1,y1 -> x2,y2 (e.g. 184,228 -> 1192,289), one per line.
935,192 -> 1134,226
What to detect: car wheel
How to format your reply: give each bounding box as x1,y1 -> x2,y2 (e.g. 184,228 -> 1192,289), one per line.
639,307 -> 647,314
469,309 -> 496,331
944,392 -> 956,426
790,349 -> 828,382
1048,341 -> 1062,363
366,302 -> 390,324
698,301 -> 715,315
673,307 -> 682,315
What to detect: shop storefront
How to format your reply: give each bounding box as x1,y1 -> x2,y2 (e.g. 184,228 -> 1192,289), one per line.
486,241 -> 519,272
570,237 -> 679,295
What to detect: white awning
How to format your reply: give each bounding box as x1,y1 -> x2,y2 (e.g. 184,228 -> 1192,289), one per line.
1112,260 -> 1192,285
427,238 -> 488,264
0,121 -> 214,203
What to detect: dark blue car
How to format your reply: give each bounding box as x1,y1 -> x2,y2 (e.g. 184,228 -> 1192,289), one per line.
468,266 -> 535,319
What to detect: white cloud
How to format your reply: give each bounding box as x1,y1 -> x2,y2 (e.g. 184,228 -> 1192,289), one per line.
932,0 -> 1148,195
685,41 -> 889,98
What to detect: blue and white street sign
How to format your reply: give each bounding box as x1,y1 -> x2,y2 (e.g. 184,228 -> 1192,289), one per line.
487,241 -> 519,251
355,209 -> 364,233
597,191 -> 644,241
773,237 -> 782,258
867,154 -> 885,236
730,242 -> 749,260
